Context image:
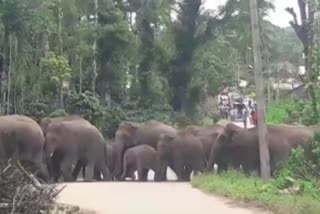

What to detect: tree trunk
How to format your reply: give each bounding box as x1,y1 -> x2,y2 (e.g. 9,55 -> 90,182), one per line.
92,0 -> 98,94
249,0 -> 271,181
1,27 -> 8,114
59,84 -> 63,108
21,81 -> 24,114
43,29 -> 50,58
79,56 -> 83,93
6,33 -> 13,115
13,83 -> 16,114
307,2 -> 318,121
58,0 -> 63,55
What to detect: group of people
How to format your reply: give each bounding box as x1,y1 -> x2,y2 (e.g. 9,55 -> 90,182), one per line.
218,89 -> 257,128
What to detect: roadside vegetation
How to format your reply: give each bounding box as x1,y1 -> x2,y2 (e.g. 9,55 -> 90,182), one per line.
192,171 -> 320,214
193,116 -> 320,214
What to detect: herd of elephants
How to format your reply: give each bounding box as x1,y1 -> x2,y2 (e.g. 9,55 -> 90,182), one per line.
0,114 -> 318,183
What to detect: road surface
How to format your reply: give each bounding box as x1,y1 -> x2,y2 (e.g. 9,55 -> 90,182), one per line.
58,169 -> 268,214
58,121 -> 263,214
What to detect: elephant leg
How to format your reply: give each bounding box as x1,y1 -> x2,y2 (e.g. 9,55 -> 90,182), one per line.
94,166 -> 102,181
138,169 -> 148,182
100,166 -> 111,181
173,160 -> 185,182
82,165 -> 86,179
217,162 -> 228,173
183,165 -> 192,181
49,151 -> 63,182
130,172 -> 136,181
126,166 -> 136,181
60,156 -> 76,182
93,157 -> 111,181
34,161 -> 51,182
72,160 -> 84,181
84,161 -> 95,182
155,162 -> 167,182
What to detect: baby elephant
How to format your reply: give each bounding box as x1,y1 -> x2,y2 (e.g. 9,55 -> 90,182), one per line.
120,145 -> 160,181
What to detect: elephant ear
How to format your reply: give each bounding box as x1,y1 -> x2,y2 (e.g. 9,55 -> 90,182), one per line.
39,117 -> 52,134
221,123 -> 241,144
159,133 -> 175,141
119,121 -> 139,132
184,126 -> 200,136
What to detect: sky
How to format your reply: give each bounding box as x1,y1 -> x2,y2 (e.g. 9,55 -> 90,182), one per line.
203,0 -> 300,28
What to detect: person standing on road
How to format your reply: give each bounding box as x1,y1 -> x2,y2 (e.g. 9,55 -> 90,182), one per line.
251,103 -> 258,127
242,103 -> 248,129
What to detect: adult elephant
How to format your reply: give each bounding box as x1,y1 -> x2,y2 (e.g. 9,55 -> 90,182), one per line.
184,124 -> 224,170
40,116 -> 110,182
209,123 -> 314,175
156,130 -> 206,181
114,120 -> 177,179
0,115 -> 49,180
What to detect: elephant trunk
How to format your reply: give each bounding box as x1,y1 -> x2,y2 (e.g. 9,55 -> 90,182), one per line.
119,155 -> 128,181
114,144 -> 125,179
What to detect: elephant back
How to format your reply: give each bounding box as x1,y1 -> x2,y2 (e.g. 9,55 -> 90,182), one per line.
134,121 -> 177,148
0,115 -> 45,159
39,115 -> 86,134
268,125 -> 314,150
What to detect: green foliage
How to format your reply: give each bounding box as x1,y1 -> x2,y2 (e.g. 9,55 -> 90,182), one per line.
49,109 -> 68,118
41,52 -> 71,86
24,101 -> 49,120
266,100 -> 295,124
272,133 -> 320,199
192,171 -> 320,214
266,98 -> 320,126
63,91 -> 174,137
192,132 -> 320,214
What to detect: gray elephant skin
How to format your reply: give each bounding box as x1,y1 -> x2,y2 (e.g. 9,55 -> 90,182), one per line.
120,144 -> 159,181
114,121 -> 177,180
157,130 -> 206,181
0,114 -> 49,180
40,116 -> 110,182
183,124 -> 224,170
209,123 -> 314,175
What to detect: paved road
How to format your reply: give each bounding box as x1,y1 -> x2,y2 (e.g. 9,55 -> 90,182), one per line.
58,122 -> 263,214
58,169 -> 268,214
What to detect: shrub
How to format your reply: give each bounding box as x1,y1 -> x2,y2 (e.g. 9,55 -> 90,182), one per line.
49,108 -> 68,118
272,132 -> 320,198
266,99 -> 295,124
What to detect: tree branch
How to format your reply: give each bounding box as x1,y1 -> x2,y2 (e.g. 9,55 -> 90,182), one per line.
285,7 -> 298,25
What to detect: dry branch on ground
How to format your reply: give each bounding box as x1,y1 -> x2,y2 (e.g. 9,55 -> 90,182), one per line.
0,161 -> 65,214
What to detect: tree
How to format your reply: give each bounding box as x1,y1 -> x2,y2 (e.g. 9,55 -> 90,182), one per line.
250,0 -> 271,181
286,0 -> 319,121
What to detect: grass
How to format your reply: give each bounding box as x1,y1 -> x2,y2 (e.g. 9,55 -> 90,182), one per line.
266,100 -> 294,124
191,171 -> 320,214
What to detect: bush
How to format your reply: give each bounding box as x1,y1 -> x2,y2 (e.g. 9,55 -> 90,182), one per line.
49,109 -> 68,118
272,132 -> 320,198
266,100 -> 295,124
266,98 -> 320,125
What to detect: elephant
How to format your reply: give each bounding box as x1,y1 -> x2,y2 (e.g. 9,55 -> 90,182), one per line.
119,145 -> 159,181
39,116 -> 111,182
209,123 -> 314,175
0,115 -> 49,180
183,124 -> 224,170
156,130 -> 206,181
114,120 -> 177,180
72,140 -> 137,181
